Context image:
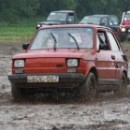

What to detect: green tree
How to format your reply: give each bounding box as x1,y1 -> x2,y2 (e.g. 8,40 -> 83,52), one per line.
1,0 -> 130,25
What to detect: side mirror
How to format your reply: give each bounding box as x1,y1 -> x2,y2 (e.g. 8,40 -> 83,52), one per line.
22,43 -> 29,50
36,24 -> 41,30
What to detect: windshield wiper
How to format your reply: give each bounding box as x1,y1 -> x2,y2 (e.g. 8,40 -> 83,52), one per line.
68,33 -> 79,50
50,33 -> 57,51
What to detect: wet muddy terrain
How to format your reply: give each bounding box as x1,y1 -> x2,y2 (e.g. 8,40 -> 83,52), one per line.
1,43 -> 130,130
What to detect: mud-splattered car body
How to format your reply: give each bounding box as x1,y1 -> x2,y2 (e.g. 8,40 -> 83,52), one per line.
8,24 -> 129,100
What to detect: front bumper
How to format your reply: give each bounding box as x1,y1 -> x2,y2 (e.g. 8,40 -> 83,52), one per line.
118,28 -> 130,40
8,73 -> 85,88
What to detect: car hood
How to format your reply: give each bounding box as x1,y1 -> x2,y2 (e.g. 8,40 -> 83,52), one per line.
12,50 -> 85,59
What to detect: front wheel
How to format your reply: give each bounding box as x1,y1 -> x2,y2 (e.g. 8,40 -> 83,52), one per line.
80,73 -> 98,101
11,83 -> 29,101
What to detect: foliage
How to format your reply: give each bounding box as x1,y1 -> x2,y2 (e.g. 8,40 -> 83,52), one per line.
1,0 -> 130,25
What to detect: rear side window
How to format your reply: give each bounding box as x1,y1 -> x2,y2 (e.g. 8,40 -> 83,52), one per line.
107,32 -> 120,51
97,30 -> 110,50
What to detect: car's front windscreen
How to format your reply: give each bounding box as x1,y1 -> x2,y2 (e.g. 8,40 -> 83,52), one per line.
30,27 -> 94,50
47,12 -> 67,21
109,16 -> 119,25
80,16 -> 100,25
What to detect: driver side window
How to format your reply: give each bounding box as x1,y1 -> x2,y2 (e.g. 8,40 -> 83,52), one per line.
107,31 -> 120,51
67,13 -> 75,23
101,18 -> 108,26
98,30 -> 110,50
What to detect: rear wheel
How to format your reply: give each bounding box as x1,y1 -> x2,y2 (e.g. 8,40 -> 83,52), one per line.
115,73 -> 128,97
80,72 -> 98,101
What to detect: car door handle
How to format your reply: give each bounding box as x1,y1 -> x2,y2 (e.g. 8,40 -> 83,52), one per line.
111,55 -> 115,60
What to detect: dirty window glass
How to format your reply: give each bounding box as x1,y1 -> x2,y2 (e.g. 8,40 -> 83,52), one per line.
110,16 -> 119,25
101,18 -> 108,25
80,16 -> 100,24
107,32 -> 120,51
124,13 -> 130,20
47,12 -> 67,21
30,28 -> 94,50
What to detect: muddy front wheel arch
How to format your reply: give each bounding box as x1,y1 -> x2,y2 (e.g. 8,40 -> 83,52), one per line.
80,72 -> 98,101
11,83 -> 29,101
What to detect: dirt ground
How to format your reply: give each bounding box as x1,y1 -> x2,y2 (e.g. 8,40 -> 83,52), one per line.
1,43 -> 130,130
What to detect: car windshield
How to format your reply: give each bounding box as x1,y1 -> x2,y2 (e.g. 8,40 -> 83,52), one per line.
80,15 -> 119,25
47,12 -> 67,21
109,16 -> 119,25
80,16 -> 100,24
30,27 -> 94,50
124,13 -> 130,20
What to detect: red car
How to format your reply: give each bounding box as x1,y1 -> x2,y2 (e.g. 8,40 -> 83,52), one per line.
8,24 -> 129,101
118,11 -> 130,41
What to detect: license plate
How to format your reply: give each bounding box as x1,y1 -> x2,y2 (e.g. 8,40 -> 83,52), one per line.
27,75 -> 59,83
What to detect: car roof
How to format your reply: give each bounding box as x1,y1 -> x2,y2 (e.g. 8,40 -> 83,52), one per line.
50,10 -> 75,13
40,24 -> 112,31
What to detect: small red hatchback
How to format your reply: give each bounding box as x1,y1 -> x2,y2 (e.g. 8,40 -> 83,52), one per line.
8,24 -> 129,101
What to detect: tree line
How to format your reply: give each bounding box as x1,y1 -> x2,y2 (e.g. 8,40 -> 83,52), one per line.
0,0 -> 130,25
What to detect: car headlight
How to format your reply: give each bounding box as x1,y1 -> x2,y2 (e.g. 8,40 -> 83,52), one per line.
121,28 -> 126,32
37,24 -> 41,28
67,59 -> 78,67
14,60 -> 25,68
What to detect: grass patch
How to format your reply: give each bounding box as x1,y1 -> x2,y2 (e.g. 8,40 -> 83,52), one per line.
0,26 -> 36,43
1,26 -> 130,46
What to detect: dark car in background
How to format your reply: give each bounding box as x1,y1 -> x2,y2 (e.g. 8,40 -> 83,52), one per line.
80,15 -> 121,41
36,10 -> 78,29
80,15 -> 119,26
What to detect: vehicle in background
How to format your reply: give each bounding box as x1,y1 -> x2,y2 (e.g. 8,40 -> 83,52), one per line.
118,11 -> 130,41
8,24 -> 129,101
80,15 -> 119,26
36,10 -> 78,29
80,15 -> 121,41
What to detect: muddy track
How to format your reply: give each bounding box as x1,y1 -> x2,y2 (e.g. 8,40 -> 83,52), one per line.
0,43 -> 130,130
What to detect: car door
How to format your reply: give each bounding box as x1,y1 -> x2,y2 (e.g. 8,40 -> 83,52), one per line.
96,29 -> 117,84
106,30 -> 128,80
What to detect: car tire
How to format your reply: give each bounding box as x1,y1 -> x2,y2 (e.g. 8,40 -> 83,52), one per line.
80,72 -> 97,101
115,73 -> 128,97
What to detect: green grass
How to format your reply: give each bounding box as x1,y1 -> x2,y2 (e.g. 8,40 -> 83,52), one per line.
0,26 -> 36,43
1,25 -> 130,45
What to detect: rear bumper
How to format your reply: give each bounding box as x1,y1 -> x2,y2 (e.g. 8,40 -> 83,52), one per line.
8,73 -> 85,88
